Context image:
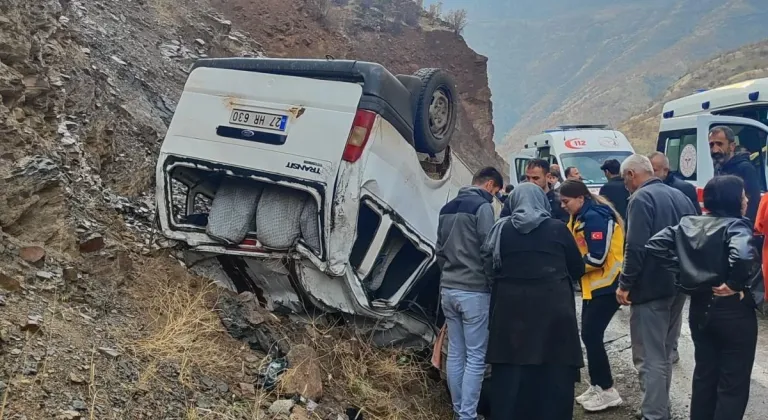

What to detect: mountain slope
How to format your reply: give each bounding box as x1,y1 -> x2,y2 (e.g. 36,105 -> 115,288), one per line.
619,39 -> 768,154
428,0 -> 768,156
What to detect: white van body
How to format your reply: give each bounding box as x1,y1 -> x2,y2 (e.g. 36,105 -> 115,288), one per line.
509,125 -> 635,193
657,78 -> 768,206
154,58 -> 488,348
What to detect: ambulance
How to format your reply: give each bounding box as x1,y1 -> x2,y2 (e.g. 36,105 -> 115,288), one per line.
509,125 -> 635,193
656,78 -> 768,206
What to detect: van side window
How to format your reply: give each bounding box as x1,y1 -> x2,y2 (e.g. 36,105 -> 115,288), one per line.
709,123 -> 768,192
658,129 -> 698,181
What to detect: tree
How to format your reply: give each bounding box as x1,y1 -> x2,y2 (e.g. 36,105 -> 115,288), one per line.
444,8 -> 467,35
426,1 -> 442,22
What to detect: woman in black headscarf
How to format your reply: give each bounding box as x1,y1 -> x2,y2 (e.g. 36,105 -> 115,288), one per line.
482,183 -> 585,419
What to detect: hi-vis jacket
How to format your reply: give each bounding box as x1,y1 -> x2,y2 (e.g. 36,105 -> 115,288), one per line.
567,200 -> 624,300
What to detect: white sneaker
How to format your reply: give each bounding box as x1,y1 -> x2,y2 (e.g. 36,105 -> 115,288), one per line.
575,385 -> 599,405
582,386 -> 623,412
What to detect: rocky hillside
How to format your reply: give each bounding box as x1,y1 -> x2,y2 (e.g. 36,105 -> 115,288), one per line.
0,0 -> 478,418
432,0 -> 768,155
619,39 -> 768,154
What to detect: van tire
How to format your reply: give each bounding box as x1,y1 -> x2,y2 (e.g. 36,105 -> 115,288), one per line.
413,68 -> 457,154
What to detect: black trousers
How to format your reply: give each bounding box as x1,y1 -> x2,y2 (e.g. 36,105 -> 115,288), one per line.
689,294 -> 758,420
581,293 -> 620,389
490,363 -> 577,420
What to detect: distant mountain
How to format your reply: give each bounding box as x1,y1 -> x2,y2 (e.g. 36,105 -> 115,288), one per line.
426,0 -> 768,157
619,39 -> 768,154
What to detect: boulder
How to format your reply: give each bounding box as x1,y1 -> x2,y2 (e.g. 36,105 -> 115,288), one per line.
280,344 -> 323,401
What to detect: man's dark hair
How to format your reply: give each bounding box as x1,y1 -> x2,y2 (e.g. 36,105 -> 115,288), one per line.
504,184 -> 514,194
472,166 -> 503,188
600,159 -> 621,175
564,166 -> 578,178
526,159 -> 550,174
703,175 -> 744,218
709,125 -> 736,143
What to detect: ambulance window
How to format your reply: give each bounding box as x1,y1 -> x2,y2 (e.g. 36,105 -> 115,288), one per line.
658,129 -> 697,181
714,105 -> 768,126
514,158 -> 530,182
709,123 -> 767,192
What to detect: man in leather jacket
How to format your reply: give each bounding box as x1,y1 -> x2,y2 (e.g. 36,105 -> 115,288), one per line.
616,154 -> 697,420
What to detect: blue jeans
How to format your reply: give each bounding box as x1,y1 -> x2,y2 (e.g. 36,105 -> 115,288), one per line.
441,287 -> 491,420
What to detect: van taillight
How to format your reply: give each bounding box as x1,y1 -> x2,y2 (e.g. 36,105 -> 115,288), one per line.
342,109 -> 376,163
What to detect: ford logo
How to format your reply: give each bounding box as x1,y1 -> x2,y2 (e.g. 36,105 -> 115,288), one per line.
241,129 -> 255,137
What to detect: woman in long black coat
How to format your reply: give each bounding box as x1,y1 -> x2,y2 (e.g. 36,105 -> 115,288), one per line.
482,182 -> 585,419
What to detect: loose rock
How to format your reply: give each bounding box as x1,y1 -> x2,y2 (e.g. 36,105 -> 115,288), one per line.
239,382 -> 255,396
0,272 -> 22,292
98,347 -> 121,359
280,344 -> 323,401
19,245 -> 45,263
269,399 -> 295,416
21,315 -> 43,333
79,234 -> 105,253
69,372 -> 87,384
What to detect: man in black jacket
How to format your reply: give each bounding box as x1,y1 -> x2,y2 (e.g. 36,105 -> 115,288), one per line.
598,159 -> 629,221
710,125 -> 761,224
616,154 -> 697,420
500,159 -> 570,223
649,152 -> 702,216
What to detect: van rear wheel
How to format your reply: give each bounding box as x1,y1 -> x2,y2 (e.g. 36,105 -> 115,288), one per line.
413,68 -> 457,155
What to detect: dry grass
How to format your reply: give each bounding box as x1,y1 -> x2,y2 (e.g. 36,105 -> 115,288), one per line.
131,259 -> 238,386
126,257 -> 450,419
302,317 -> 452,420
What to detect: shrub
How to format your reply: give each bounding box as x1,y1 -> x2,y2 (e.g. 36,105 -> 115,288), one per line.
360,0 -> 374,10
444,8 -> 467,35
426,1 -> 442,21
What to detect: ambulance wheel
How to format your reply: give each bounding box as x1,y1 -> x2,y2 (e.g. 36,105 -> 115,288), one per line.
413,68 -> 457,154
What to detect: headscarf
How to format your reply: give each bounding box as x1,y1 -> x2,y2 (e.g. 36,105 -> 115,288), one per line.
482,183 -> 551,271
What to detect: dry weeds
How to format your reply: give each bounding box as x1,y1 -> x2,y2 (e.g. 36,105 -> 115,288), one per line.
124,257 -> 450,419
303,316 -> 452,420
131,258 -> 237,386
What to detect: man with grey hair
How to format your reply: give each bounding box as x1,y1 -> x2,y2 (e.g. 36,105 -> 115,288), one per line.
616,154 -> 696,420
647,152 -> 701,366
709,125 -> 760,223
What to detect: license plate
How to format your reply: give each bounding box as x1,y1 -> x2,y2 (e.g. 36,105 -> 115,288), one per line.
229,109 -> 288,132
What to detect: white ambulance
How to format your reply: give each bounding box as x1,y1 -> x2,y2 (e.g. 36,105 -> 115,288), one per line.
509,125 -> 635,193
656,78 -> 768,205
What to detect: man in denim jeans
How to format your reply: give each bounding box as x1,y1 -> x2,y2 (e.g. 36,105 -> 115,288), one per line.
437,166 -> 503,420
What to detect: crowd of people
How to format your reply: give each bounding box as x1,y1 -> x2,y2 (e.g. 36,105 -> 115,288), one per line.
436,126 -> 766,420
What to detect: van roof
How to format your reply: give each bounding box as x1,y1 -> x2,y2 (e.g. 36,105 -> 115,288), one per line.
661,77 -> 768,119
523,128 -> 634,152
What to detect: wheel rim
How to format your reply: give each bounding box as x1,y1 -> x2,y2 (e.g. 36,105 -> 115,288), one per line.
428,87 -> 452,139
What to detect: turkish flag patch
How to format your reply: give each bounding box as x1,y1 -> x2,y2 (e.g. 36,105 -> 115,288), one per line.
591,231 -> 604,240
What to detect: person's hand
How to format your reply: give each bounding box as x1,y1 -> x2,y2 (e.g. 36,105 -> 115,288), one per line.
712,283 -> 737,297
616,287 -> 631,306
